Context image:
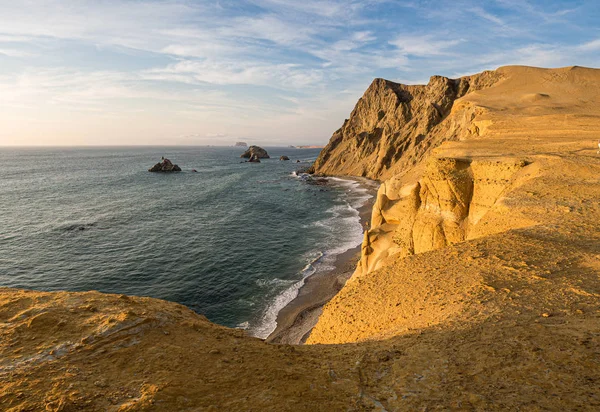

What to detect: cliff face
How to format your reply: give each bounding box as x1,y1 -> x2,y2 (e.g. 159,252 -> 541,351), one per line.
308,65 -> 600,346
356,156 -> 536,276
309,71 -> 502,180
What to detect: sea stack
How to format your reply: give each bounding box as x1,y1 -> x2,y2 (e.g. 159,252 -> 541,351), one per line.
280,155 -> 290,161
240,145 -> 270,159
148,158 -> 182,172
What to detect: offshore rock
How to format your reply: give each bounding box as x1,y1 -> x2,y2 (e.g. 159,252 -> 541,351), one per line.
247,154 -> 261,163
241,145 -> 270,159
148,158 -> 182,172
280,155 -> 290,161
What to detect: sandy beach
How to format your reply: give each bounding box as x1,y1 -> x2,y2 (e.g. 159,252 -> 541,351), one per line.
266,178 -> 377,344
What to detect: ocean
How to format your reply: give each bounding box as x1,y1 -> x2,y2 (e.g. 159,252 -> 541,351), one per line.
0,146 -> 371,338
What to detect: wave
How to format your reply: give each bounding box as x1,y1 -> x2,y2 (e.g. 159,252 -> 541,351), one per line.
250,252 -> 323,338
248,177 -> 373,339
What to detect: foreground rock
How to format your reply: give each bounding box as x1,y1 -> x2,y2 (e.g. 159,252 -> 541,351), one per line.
241,145 -> 270,159
148,158 -> 182,172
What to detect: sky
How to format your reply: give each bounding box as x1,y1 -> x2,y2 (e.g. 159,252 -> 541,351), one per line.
0,0 -> 599,146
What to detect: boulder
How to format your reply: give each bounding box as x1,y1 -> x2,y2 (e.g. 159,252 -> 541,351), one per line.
280,156 -> 290,161
241,145 -> 270,159
148,158 -> 182,172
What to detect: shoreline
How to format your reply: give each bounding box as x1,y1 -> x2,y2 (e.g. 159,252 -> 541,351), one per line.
266,177 -> 377,344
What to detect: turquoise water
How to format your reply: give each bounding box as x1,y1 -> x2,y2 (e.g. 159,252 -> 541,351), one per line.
0,146 -> 370,337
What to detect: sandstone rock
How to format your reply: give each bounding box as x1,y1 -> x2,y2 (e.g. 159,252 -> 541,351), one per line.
148,158 -> 182,172
310,71 -> 502,180
241,145 -> 270,159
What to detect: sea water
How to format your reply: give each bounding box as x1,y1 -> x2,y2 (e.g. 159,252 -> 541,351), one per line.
0,146 -> 371,337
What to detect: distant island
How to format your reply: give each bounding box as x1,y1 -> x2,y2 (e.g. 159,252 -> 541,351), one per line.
234,142 -> 248,147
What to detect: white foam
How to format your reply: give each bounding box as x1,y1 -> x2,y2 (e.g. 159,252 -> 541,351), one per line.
250,277 -> 307,339
249,178 -> 372,339
236,321 -> 250,330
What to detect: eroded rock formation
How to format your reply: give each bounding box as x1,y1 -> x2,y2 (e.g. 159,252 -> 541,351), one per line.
308,65 -> 600,347
309,71 -> 502,180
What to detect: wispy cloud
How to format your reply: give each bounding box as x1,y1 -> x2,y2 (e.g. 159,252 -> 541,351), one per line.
389,35 -> 463,57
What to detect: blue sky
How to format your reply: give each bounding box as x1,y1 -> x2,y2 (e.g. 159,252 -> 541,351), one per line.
0,0 -> 599,146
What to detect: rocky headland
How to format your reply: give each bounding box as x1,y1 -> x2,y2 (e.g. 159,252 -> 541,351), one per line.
3,65 -> 600,410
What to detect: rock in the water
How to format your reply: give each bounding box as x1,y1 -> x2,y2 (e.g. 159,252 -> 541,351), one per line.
235,141 -> 248,147
280,156 -> 290,161
241,145 -> 270,159
247,154 -> 261,163
148,158 -> 182,172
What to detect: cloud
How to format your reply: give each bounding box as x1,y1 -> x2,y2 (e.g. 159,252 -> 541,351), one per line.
389,35 -> 463,57
578,39 -> 600,52
470,7 -> 506,26
0,48 -> 34,57
142,60 -> 324,89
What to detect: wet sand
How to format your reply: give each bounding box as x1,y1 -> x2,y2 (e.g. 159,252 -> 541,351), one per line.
266,178 -> 377,344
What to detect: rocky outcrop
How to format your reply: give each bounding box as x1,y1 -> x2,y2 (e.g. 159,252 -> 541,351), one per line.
235,141 -> 248,147
355,156 -> 535,276
309,71 -> 502,180
148,158 -> 182,172
241,145 -> 270,159
309,65 -> 600,346
280,155 -> 290,161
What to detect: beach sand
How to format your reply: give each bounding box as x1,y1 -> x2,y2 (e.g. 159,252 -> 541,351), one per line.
266,180 -> 376,344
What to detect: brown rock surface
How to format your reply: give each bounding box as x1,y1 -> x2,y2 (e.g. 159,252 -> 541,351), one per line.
309,70 -> 502,180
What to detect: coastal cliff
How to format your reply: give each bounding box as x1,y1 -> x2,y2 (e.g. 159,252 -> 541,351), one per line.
3,66 -> 600,411
308,65 -> 600,346
309,71 -> 502,180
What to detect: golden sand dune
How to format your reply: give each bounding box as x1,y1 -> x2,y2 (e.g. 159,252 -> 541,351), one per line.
2,66 -> 600,410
